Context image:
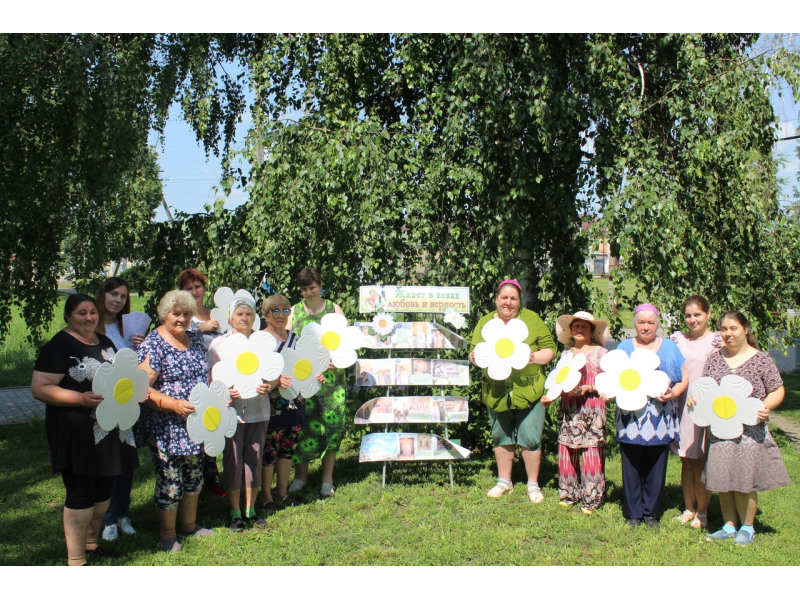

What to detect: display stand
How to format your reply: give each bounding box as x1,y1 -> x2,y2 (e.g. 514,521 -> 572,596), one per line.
355,286 -> 470,489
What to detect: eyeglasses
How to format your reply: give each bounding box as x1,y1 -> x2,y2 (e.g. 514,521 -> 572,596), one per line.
269,308 -> 291,316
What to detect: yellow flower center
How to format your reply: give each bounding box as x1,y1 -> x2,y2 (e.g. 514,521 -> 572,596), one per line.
378,319 -> 388,328
321,331 -> 341,351
619,368 -> 641,391
495,337 -> 514,358
113,378 -> 134,405
555,366 -> 570,384
203,406 -> 221,431
713,395 -> 737,419
294,358 -> 313,381
236,351 -> 259,375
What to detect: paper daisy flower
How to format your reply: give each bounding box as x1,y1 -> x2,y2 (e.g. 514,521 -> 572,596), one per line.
371,312 -> 395,336
472,318 -> 530,380
443,307 -> 466,330
92,348 -> 149,432
544,351 -> 587,400
303,313 -> 365,368
279,333 -> 331,400
595,348 -> 669,412
186,380 -> 238,457
211,331 -> 284,398
209,287 -> 261,334
688,375 -> 762,439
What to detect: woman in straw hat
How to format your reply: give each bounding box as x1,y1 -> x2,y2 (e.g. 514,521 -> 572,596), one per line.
542,311 -> 609,514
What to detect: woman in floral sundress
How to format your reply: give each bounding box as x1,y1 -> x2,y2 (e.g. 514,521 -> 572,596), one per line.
287,267 -> 347,498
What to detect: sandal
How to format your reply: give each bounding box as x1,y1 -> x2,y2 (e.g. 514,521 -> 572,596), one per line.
156,537 -> 182,552
487,480 -> 514,498
527,483 -> 544,504
691,513 -> 707,529
676,510 -> 695,525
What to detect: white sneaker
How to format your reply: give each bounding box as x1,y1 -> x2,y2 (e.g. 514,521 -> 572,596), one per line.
288,479 -> 307,493
118,517 -> 136,535
102,524 -> 118,542
320,482 -> 335,498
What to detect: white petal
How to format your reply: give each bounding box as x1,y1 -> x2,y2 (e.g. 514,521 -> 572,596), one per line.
472,342 -> 492,368
629,347 -> 661,373
599,349 -> 630,375
503,318 -> 529,342
718,374 -> 754,400
330,346 -> 358,369
616,389 -> 648,412
595,372 -> 619,398
321,312 -> 348,330
643,370 -> 670,398
479,318 -> 506,343
486,361 -> 513,381
570,352 -> 587,371
508,342 -> 530,370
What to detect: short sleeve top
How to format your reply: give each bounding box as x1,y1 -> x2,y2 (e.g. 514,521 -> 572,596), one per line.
137,328 -> 209,455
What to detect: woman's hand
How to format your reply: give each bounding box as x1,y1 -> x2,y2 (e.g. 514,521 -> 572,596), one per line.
757,402 -> 771,423
129,333 -> 145,347
469,350 -> 476,366
172,399 -> 195,417
658,386 -> 679,403
79,391 -> 103,408
540,395 -> 555,405
199,319 -> 219,333
599,393 -> 609,403
229,387 -> 241,401
578,385 -> 594,396
326,360 -> 335,371
316,373 -> 326,384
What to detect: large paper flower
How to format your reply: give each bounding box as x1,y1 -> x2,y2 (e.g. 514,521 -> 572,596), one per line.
209,287 -> 261,334
371,312 -> 395,336
544,351 -> 587,400
688,375 -> 762,439
279,333 -> 331,400
595,348 -> 669,411
186,380 -> 238,457
92,348 -> 149,431
472,318 -> 530,380
303,313 -> 364,368
211,331 -> 284,398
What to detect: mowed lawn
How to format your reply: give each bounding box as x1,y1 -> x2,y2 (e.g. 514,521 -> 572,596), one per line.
1,416 -> 798,566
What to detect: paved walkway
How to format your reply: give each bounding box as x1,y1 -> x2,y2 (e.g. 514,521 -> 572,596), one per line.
3,342 -> 797,426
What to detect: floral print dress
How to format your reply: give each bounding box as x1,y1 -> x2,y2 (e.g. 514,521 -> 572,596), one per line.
291,299 -> 348,463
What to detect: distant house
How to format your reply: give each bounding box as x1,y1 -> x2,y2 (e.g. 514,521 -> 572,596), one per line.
581,218 -> 618,277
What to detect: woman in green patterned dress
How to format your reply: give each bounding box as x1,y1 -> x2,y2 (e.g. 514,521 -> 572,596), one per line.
287,267 -> 347,498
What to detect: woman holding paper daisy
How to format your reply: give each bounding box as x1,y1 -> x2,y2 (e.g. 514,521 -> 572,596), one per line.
95,277 -> 145,543
613,304 -> 686,528
542,311 -> 608,514
692,311 -> 789,546
468,279 -> 555,503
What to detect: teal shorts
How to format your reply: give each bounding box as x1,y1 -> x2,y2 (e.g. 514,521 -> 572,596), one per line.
487,402 -> 545,450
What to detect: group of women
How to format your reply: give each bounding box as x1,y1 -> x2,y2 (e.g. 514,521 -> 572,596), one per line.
31,270 -> 791,564
32,267 -> 349,563
469,280 -> 790,546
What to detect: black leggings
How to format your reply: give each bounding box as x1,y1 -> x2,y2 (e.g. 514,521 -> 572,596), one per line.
61,470 -> 113,510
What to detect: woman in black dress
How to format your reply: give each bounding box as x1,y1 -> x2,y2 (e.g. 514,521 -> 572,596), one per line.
31,294 -> 136,565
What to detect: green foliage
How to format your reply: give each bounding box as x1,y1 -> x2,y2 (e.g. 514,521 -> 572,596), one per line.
586,34 -> 796,343
0,34 -> 162,339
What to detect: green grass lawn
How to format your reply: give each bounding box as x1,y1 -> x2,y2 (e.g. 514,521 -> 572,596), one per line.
777,372 -> 800,424
1,420 -> 798,566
